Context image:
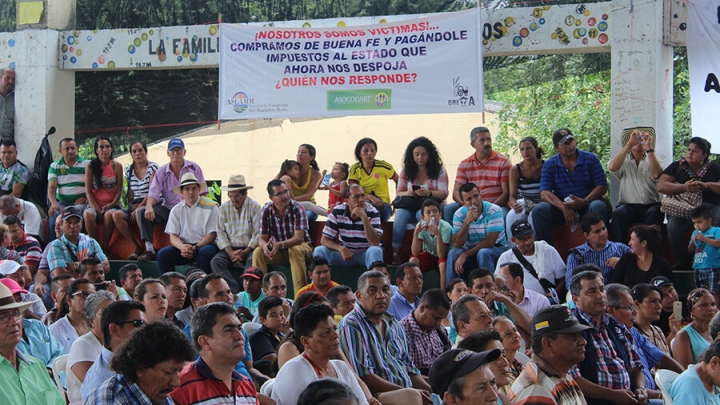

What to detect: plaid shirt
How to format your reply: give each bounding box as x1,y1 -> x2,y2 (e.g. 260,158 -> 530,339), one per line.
259,201 -> 310,243
216,197 -> 262,250
88,374 -> 174,405
399,311 -> 451,371
565,241 -> 631,290
339,304 -> 420,388
569,309 -> 642,390
47,233 -> 107,272
510,354 -> 587,405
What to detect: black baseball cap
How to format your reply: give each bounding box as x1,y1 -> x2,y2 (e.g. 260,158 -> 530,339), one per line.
530,305 -> 593,337
553,128 -> 575,146
428,348 -> 501,396
62,206 -> 83,220
650,276 -> 674,290
511,220 -> 534,239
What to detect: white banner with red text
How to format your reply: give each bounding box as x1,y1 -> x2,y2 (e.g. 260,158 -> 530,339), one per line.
687,0 -> 720,146
218,9 -> 483,120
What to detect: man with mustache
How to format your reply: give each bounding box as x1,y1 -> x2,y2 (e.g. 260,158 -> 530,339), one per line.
531,128 -> 611,246
569,270 -> 649,405
339,270 -> 434,405
444,126 -> 511,222
170,303 -> 259,405
509,305 -> 592,405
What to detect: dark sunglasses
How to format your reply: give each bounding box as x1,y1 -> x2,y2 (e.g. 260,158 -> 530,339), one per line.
118,319 -> 146,328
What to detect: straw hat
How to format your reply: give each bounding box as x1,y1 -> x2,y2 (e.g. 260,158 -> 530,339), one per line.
220,174 -> 254,192
0,281 -> 37,312
621,126 -> 656,149
173,173 -> 204,195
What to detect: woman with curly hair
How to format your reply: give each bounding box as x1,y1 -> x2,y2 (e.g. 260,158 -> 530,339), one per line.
611,224 -> 672,288
391,137 -> 448,264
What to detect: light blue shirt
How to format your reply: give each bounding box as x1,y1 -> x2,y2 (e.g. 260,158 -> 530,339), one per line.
692,227 -> 720,269
452,201 -> 507,248
17,318 -> 65,368
82,346 -> 115,402
669,364 -> 720,404
387,290 -> 420,321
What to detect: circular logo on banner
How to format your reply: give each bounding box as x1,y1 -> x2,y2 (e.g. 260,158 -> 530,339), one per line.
375,92 -> 389,107
231,92 -> 250,113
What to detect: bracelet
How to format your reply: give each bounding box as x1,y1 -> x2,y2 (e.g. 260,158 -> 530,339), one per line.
647,149 -> 654,153
281,241 -> 285,250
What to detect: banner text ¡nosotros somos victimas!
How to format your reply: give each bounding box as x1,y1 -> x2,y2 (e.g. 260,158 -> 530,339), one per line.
218,8 -> 483,120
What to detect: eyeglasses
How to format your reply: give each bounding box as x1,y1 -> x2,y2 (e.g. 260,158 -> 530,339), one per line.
273,190 -> 290,197
71,291 -> 92,299
0,309 -> 22,325
118,319 -> 146,328
613,305 -> 636,312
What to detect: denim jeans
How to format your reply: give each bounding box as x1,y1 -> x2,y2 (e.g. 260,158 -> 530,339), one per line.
313,245 -> 384,269
392,208 -> 421,248
446,245 -> 508,288
530,199 -> 611,245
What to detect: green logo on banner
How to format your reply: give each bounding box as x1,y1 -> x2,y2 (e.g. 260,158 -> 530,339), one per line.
327,89 -> 392,111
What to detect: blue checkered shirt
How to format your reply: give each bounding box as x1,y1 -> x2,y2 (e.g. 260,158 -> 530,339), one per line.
86,374 -> 174,405
565,241 -> 630,290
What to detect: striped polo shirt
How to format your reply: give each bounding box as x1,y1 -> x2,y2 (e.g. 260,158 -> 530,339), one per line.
322,202 -> 382,252
455,151 -> 510,203
47,156 -> 89,203
452,200 -> 508,248
540,150 -> 607,200
509,354 -> 587,405
170,357 -> 259,405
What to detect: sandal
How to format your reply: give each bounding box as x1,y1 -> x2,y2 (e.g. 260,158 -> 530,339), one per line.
127,252 -> 139,260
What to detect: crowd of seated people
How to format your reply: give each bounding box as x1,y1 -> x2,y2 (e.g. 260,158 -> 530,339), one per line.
3,126 -> 720,404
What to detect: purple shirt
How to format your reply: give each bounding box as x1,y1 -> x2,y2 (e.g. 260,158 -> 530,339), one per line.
148,159 -> 206,209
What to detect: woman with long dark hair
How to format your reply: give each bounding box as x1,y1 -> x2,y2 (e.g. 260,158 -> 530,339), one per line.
391,136 -> 448,264
288,144 -> 325,222
111,141 -> 159,259
83,137 -> 123,251
506,136 -> 544,240
348,138 -> 398,222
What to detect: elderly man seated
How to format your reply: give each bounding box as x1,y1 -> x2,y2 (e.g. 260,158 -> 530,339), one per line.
157,173 -> 220,274
428,348 -> 503,405
84,319 -> 196,404
1,278 -> 64,370
451,294 -> 494,348
0,196 -> 42,240
0,281 -> 65,405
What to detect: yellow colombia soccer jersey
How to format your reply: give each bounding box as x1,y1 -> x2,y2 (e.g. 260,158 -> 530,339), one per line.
348,160 -> 396,205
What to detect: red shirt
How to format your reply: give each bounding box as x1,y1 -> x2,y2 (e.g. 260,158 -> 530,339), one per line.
455,150 -> 510,203
170,358 -> 259,405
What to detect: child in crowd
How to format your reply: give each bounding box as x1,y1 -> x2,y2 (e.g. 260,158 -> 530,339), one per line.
277,159 -> 327,217
689,205 -> 720,304
319,162 -> 349,211
249,296 -> 288,366
410,199 -> 452,289
234,267 -> 266,322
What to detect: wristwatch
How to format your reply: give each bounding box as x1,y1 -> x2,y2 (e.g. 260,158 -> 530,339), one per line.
583,198 -> 590,205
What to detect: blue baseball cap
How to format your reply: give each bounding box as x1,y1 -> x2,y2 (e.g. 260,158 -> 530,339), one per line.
167,138 -> 185,150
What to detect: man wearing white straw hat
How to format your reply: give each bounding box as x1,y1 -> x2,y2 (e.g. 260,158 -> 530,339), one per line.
157,173 -> 220,275
210,174 -> 262,293
0,281 -> 65,404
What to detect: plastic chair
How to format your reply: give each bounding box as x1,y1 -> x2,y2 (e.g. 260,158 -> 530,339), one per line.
655,369 -> 679,405
51,354 -> 69,401
242,322 -> 262,339
260,378 -> 275,397
514,352 -> 531,365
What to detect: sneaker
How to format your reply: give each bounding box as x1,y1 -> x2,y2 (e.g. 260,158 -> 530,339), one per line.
137,251 -> 156,262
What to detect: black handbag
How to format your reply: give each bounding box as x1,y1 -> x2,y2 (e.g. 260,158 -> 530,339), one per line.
392,195 -> 443,212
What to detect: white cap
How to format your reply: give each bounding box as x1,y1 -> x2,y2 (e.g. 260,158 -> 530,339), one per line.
0,260 -> 27,276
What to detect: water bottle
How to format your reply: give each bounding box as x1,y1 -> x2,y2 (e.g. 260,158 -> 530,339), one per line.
428,218 -> 435,237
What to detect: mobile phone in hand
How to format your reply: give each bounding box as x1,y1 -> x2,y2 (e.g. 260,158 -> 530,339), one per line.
673,301 -> 683,321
